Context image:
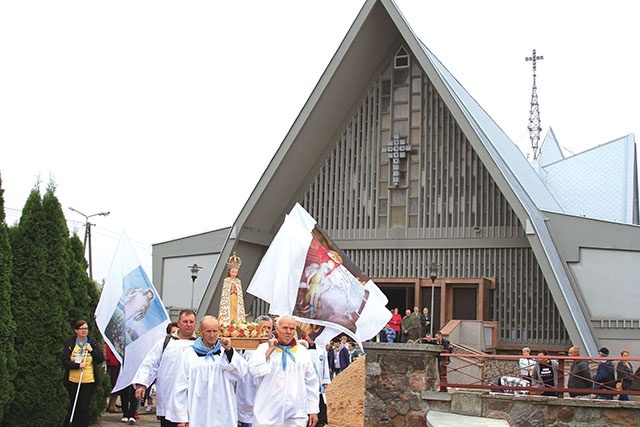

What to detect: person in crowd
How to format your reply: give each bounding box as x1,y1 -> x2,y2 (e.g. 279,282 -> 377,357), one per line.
567,346 -> 592,398
519,347 -> 535,381
377,326 -> 387,343
616,349 -> 634,401
301,336 -> 331,427
133,309 -> 197,427
236,314 -> 274,427
401,309 -> 418,342
389,308 -> 402,343
142,321 -> 179,413
593,347 -> 616,400
383,323 -> 396,343
423,333 -> 433,344
340,335 -> 348,348
105,345 -> 121,414
347,342 -> 361,362
434,332 -> 452,352
419,307 -> 431,338
531,351 -> 558,397
248,315 -> 319,427
170,316 -> 247,426
119,385 -> 139,424
327,338 -> 350,378
62,319 -> 105,427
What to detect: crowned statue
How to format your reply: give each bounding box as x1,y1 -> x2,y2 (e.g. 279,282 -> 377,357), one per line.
218,251 -> 246,324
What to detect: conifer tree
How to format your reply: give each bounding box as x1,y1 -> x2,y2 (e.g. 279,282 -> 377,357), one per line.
0,176 -> 16,422
5,184 -> 72,426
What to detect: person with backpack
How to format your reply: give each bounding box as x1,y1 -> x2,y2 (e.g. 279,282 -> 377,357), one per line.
133,310 -> 196,427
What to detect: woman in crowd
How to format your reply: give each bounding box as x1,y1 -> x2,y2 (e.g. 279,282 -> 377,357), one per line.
389,308 -> 402,343
62,319 -> 104,427
617,349 -> 634,401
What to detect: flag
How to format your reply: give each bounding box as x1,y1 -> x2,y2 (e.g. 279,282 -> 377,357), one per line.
95,233 -> 170,392
247,203 -> 391,350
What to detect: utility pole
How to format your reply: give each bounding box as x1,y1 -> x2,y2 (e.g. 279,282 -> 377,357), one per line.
525,49 -> 544,159
69,207 -> 110,280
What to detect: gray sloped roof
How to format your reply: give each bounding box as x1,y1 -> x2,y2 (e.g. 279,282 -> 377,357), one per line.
417,41 -> 564,213
537,128 -> 565,167
540,134 -> 637,224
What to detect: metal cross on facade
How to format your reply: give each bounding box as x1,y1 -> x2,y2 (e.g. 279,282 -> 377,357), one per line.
382,135 -> 411,187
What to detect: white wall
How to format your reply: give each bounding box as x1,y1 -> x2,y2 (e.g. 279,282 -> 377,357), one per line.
161,253 -> 219,313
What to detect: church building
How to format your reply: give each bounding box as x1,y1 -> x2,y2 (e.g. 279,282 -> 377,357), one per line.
153,0 -> 640,355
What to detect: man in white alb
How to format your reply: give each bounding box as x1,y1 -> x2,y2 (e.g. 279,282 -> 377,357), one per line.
249,315 -> 319,427
171,316 -> 247,427
133,309 -> 196,427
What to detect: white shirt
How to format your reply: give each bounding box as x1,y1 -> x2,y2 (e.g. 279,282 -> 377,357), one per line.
308,346 -> 331,402
236,349 -> 259,423
169,345 -> 247,426
249,342 -> 319,427
132,338 -> 194,418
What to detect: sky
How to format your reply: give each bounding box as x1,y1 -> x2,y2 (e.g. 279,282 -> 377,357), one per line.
1,1 -> 638,284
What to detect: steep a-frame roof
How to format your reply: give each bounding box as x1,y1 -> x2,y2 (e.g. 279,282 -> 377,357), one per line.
540,134 -> 638,224
199,0 -> 598,353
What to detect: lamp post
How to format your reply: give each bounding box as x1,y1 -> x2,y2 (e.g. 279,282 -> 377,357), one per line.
188,263 -> 202,313
69,207 -> 110,280
429,263 -> 440,336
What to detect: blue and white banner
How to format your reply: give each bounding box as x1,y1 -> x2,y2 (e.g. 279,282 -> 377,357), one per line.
95,233 -> 169,392
247,203 -> 391,350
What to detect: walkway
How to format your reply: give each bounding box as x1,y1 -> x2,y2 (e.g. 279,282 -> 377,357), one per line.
92,409 -> 158,426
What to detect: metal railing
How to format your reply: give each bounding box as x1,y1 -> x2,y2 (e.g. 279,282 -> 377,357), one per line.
439,353 -> 640,399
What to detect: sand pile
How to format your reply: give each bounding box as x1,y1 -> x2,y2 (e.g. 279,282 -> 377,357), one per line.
326,355 -> 366,427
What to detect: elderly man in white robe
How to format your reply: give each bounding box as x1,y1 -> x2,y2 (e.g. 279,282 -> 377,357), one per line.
249,314 -> 319,427
170,316 -> 247,427
133,309 -> 197,427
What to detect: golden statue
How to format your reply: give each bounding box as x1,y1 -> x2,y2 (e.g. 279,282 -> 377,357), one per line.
218,251 -> 246,324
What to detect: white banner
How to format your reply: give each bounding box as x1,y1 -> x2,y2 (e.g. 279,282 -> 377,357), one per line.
247,204 -> 391,350
95,233 -> 169,392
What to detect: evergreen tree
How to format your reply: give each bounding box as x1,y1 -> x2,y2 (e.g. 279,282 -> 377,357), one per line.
0,176 -> 16,422
5,184 -> 71,426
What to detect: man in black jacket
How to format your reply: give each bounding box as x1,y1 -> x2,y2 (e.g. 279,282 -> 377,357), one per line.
567,346 -> 592,397
593,347 -> 616,399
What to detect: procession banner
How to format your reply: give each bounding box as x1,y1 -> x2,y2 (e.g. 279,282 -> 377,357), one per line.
95,233 -> 170,392
247,203 -> 391,350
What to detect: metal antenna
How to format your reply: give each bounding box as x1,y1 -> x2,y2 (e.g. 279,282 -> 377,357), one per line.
525,49 -> 544,159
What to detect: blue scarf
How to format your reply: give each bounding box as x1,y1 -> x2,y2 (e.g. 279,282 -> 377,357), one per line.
277,343 -> 296,371
193,337 -> 221,360
75,337 -> 88,352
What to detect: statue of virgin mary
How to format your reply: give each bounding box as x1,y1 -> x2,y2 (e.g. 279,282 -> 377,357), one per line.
218,251 -> 246,324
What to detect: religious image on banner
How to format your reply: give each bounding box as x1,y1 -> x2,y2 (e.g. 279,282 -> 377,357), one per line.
293,225 -> 369,334
104,265 -> 167,359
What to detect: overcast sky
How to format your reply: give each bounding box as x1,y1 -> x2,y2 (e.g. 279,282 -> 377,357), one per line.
1,1 -> 638,283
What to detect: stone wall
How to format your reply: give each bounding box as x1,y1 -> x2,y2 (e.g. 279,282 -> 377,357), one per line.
452,392 -> 640,427
363,342 -> 441,426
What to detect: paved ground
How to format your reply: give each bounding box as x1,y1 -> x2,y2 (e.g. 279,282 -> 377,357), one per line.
92,408 -> 159,426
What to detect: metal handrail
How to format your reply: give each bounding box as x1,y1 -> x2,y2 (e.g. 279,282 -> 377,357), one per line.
439,353 -> 640,398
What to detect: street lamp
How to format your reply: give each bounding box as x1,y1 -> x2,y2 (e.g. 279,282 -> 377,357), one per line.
69,207 -> 110,280
188,263 -> 203,313
429,263 -> 440,336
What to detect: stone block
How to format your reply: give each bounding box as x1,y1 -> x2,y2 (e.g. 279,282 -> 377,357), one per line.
451,392 -> 482,416
604,408 -> 637,425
